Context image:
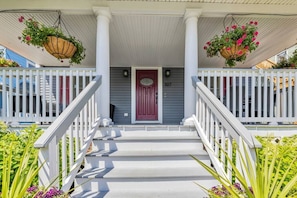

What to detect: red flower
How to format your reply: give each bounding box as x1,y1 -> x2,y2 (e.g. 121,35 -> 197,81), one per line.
18,16 -> 24,23
25,35 -> 31,41
252,37 -> 256,41
231,25 -> 237,29
254,21 -> 258,25
204,46 -> 207,50
249,21 -> 254,24
254,31 -> 258,36
256,42 -> 260,45
241,25 -> 246,30
226,47 -> 231,51
206,41 -> 211,45
225,27 -> 229,32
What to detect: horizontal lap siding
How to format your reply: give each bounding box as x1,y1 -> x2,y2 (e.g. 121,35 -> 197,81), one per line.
163,68 -> 184,124
110,68 -> 184,124
110,68 -> 131,124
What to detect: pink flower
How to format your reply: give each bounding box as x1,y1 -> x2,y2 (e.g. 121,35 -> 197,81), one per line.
225,27 -> 229,32
249,21 -> 254,24
204,46 -> 207,50
231,25 -> 237,29
241,25 -> 246,30
244,46 -> 249,50
237,38 -> 244,46
226,47 -> 231,51
252,37 -> 256,41
206,41 -> 211,45
254,21 -> 258,25
237,50 -> 243,55
25,35 -> 31,41
18,16 -> 24,23
256,42 -> 260,45
242,33 -> 247,40
254,31 -> 258,36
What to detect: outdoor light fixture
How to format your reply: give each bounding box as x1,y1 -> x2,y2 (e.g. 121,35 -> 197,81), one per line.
123,69 -> 129,77
165,69 -> 171,77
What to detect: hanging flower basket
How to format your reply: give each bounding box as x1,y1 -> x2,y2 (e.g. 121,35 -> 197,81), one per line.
204,20 -> 259,67
220,44 -> 248,60
43,36 -> 77,59
18,14 -> 86,64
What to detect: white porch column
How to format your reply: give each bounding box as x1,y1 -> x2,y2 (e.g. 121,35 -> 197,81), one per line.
93,7 -> 111,122
183,9 -> 201,124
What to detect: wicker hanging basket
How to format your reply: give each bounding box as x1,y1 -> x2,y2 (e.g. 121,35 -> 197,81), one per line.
43,36 -> 77,59
220,44 -> 248,60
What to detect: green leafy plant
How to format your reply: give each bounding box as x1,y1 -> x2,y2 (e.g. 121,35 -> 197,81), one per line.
273,49 -> 297,69
0,125 -> 42,198
0,52 -> 19,67
204,21 -> 259,67
192,138 -> 297,198
18,16 -> 86,64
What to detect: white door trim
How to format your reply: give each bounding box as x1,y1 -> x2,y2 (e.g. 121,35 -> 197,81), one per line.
131,67 -> 163,124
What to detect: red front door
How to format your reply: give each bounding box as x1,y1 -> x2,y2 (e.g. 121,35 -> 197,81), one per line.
136,70 -> 158,121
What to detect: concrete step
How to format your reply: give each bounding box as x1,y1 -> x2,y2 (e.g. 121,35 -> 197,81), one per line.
70,125 -> 216,198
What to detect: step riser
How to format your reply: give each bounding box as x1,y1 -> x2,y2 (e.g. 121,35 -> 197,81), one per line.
92,141 -> 203,151
74,178 -> 216,192
84,156 -> 210,169
97,129 -> 198,138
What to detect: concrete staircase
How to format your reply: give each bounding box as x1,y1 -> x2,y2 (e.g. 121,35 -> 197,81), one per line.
71,125 -> 217,198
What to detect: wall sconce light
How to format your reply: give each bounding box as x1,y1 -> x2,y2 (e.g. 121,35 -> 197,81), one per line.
123,69 -> 129,77
165,69 -> 171,77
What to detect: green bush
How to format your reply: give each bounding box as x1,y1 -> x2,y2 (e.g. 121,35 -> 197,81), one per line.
0,123 -> 43,190
257,136 -> 297,196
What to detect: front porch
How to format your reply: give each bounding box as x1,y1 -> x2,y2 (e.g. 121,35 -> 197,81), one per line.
2,67 -> 296,126
0,66 -> 295,197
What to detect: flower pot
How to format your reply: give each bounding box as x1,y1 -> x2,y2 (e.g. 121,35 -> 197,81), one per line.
220,44 -> 248,60
44,36 -> 77,59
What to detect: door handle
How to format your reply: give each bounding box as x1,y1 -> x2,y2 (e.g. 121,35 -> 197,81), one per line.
155,92 -> 158,104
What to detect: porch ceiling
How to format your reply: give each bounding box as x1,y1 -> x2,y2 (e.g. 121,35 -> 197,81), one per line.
1,1 -> 297,68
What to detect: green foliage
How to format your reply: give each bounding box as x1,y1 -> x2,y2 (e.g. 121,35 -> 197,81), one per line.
0,124 -> 43,192
204,21 -> 259,67
18,16 -> 86,64
273,50 -> 297,69
192,136 -> 297,198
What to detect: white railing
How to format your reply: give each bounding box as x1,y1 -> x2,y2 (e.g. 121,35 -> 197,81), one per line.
198,68 -> 297,124
0,67 -> 96,124
192,76 -> 261,181
34,75 -> 101,191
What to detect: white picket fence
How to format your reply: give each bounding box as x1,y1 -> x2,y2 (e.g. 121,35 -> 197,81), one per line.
198,68 -> 297,124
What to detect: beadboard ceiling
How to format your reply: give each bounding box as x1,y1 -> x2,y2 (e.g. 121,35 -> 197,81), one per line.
1,0 -> 297,68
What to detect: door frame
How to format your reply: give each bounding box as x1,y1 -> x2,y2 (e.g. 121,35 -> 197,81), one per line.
131,67 -> 163,124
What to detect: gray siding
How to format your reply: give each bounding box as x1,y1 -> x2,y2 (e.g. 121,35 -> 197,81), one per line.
110,68 -> 131,124
110,67 -> 184,125
162,68 -> 184,124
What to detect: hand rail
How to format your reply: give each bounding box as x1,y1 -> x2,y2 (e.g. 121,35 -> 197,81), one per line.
34,75 -> 101,188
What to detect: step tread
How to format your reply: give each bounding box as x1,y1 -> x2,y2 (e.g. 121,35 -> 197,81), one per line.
87,149 -> 208,157
76,167 -> 213,179
71,189 -> 208,198
93,135 -> 200,141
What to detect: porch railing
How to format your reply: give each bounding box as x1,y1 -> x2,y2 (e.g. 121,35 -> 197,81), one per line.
34,75 -> 101,191
198,68 -> 297,124
192,76 -> 262,182
0,67 -> 96,124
